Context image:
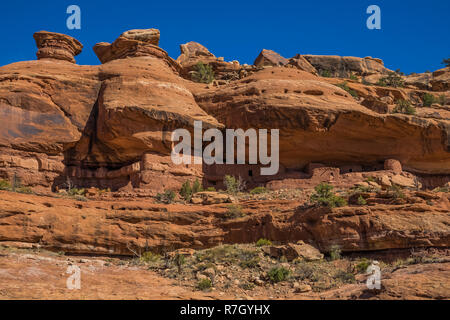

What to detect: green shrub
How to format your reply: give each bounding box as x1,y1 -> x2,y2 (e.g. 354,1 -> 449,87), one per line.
329,245 -> 342,261
68,188 -> 86,196
156,190 -> 176,204
197,278 -> 212,290
355,258 -> 371,273
437,94 -> 446,106
180,181 -> 193,202
388,184 -> 405,199
267,267 -> 290,283
250,187 -> 267,195
432,186 -> 449,193
140,252 -> 161,264
191,62 -> 215,84
320,70 -> 331,78
239,256 -> 260,269
349,73 -> 358,81
224,204 -> 244,219
0,179 -> 11,191
173,253 -> 186,272
205,187 -> 216,192
256,238 -> 272,247
335,270 -> 356,283
357,195 -> 367,205
192,179 -> 203,194
224,175 -> 244,195
0,177 -> 33,194
422,93 -> 436,107
310,183 -> 347,208
336,81 -> 358,98
377,72 -> 405,88
393,99 -> 416,115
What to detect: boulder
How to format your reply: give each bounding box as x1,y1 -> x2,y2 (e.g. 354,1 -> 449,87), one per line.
286,54 -> 318,75
379,175 -> 392,188
254,49 -> 289,67
384,159 -> 402,173
93,28 -> 179,71
391,175 -> 416,188
302,55 -> 391,77
262,242 -> 323,261
34,31 -> 83,63
430,67 -> 450,92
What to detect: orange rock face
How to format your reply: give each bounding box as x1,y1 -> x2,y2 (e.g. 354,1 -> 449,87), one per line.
34,31 -> 83,63
0,29 -> 449,193
0,191 -> 448,255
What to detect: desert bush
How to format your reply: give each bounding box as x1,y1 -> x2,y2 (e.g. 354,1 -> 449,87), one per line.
191,62 -> 215,84
0,179 -> 11,191
267,266 -> 290,283
432,186 -> 450,193
173,253 -> 186,273
357,195 -> 367,205
156,190 -> 176,204
68,188 -> 86,196
239,256 -> 260,269
355,258 -> 371,273
437,94 -> 446,106
320,70 -> 331,77
310,183 -> 347,208
377,72 -> 405,88
393,99 -> 416,115
349,73 -> 358,81
180,181 -> 193,202
422,93 -> 436,107
329,245 -> 342,261
197,278 -> 212,290
250,187 -> 267,195
0,177 -> 33,194
192,178 -> 203,194
388,184 -> 405,199
140,251 -> 161,264
335,270 -> 356,283
256,238 -> 272,247
205,187 -> 216,192
195,245 -> 258,267
224,204 -> 244,219
336,81 -> 358,98
224,175 -> 245,195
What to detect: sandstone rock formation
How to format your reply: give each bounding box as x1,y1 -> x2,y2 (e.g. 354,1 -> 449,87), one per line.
93,28 -> 180,72
286,54 -> 318,75
195,67 -> 450,183
0,29 -> 449,194
0,191 -> 448,255
253,49 -> 289,67
176,41 -> 246,81
303,55 -> 391,77
431,67 -> 450,92
34,31 -> 83,63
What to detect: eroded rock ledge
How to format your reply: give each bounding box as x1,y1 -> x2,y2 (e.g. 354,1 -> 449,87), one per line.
34,31 -> 83,63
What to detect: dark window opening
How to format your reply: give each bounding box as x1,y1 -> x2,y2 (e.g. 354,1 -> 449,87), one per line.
248,170 -> 253,177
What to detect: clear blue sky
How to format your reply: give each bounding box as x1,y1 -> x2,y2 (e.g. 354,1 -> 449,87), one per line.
1,0 -> 449,73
